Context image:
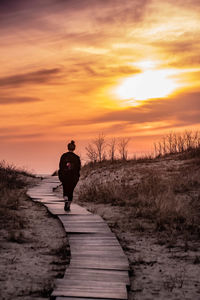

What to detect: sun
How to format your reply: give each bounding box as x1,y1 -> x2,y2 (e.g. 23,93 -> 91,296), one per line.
115,66 -> 180,104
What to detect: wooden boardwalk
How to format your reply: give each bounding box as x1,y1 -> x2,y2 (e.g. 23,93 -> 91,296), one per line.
27,176 -> 130,300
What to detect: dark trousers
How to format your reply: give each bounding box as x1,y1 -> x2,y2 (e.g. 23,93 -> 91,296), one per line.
62,177 -> 79,202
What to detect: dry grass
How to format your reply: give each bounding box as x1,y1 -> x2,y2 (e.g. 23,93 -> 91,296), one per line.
78,154 -> 200,238
0,161 -> 35,240
0,163 -> 33,240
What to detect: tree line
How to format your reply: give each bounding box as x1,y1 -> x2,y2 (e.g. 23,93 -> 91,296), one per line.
154,130 -> 200,157
85,134 -> 131,163
85,130 -> 200,164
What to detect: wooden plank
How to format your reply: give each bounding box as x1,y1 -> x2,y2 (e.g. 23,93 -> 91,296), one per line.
70,251 -> 125,258
67,238 -> 120,244
59,217 -> 106,223
70,245 -> 123,252
71,248 -> 124,254
59,215 -> 103,221
64,228 -> 111,234
68,233 -> 116,239
70,258 -> 129,270
56,279 -> 125,288
61,221 -> 106,225
40,196 -> 64,200
69,240 -> 119,245
41,200 -> 65,204
56,298 -> 112,300
62,274 -> 129,285
62,223 -> 111,233
44,203 -> 91,216
70,255 -> 129,265
64,222 -> 108,226
63,224 -> 110,230
69,240 -> 120,246
70,256 -> 129,269
71,251 -> 127,259
51,284 -> 127,300
64,268 -> 130,284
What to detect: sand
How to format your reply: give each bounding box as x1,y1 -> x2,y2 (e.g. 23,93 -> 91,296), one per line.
0,186 -> 69,300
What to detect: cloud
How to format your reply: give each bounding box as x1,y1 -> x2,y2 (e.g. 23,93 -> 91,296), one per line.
0,0 -> 150,36
92,92 -> 200,125
71,61 -> 140,78
60,92 -> 200,129
153,39 -> 200,55
0,96 -> 42,105
0,133 -> 44,141
0,68 -> 61,88
167,0 -> 200,9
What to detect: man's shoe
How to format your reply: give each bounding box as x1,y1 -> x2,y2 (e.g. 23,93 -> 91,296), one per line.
64,201 -> 70,211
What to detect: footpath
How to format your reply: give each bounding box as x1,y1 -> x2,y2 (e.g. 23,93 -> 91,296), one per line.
27,176 -> 130,300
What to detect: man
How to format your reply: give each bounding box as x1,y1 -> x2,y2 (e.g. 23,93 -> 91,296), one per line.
58,140 -> 81,211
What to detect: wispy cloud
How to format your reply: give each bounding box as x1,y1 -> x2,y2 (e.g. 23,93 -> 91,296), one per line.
0,133 -> 44,141
0,68 -> 61,87
91,92 -> 200,125
0,96 -> 42,105
60,92 -> 200,129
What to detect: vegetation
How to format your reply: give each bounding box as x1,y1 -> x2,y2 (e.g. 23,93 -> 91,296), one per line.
85,130 -> 200,167
85,133 -> 131,162
154,130 -> 200,157
0,161 -> 35,230
78,131 -> 200,241
79,164 -> 199,233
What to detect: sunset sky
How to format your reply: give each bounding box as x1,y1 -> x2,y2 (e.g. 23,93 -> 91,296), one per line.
0,0 -> 200,173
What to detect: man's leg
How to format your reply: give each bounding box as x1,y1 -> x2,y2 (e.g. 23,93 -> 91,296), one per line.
62,183 -> 70,211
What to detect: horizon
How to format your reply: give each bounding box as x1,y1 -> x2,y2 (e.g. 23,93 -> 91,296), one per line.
0,0 -> 200,173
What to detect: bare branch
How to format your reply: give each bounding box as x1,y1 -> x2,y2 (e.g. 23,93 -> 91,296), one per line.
93,133 -> 106,162
118,137 -> 131,160
108,138 -> 117,162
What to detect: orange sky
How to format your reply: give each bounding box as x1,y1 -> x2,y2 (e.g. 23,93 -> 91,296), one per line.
0,0 -> 200,173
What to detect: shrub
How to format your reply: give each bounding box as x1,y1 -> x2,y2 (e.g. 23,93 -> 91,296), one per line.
78,168 -> 200,235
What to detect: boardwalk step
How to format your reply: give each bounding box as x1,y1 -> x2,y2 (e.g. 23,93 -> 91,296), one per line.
51,283 -> 127,299
56,297 -> 114,300
64,268 -> 130,285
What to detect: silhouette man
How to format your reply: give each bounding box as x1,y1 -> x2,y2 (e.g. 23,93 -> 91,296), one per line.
58,140 -> 81,211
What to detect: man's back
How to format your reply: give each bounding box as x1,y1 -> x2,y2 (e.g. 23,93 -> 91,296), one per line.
59,151 -> 81,181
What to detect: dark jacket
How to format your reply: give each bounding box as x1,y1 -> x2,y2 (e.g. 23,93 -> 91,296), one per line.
58,152 -> 81,183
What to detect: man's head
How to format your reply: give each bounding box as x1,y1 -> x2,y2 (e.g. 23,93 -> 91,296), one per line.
68,140 -> 76,151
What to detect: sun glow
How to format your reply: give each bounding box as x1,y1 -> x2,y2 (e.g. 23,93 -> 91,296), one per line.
115,68 -> 180,103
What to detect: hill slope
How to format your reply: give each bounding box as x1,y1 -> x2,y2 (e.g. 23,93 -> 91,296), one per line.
74,153 -> 200,299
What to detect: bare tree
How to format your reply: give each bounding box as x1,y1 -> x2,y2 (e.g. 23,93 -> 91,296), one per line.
194,130 -> 200,148
166,132 -> 173,153
118,137 -> 130,160
108,138 -> 117,162
93,133 -> 106,162
85,144 -> 97,163
162,136 -> 167,155
177,134 -> 185,152
154,130 -> 200,157
153,142 -> 158,157
184,130 -> 193,150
